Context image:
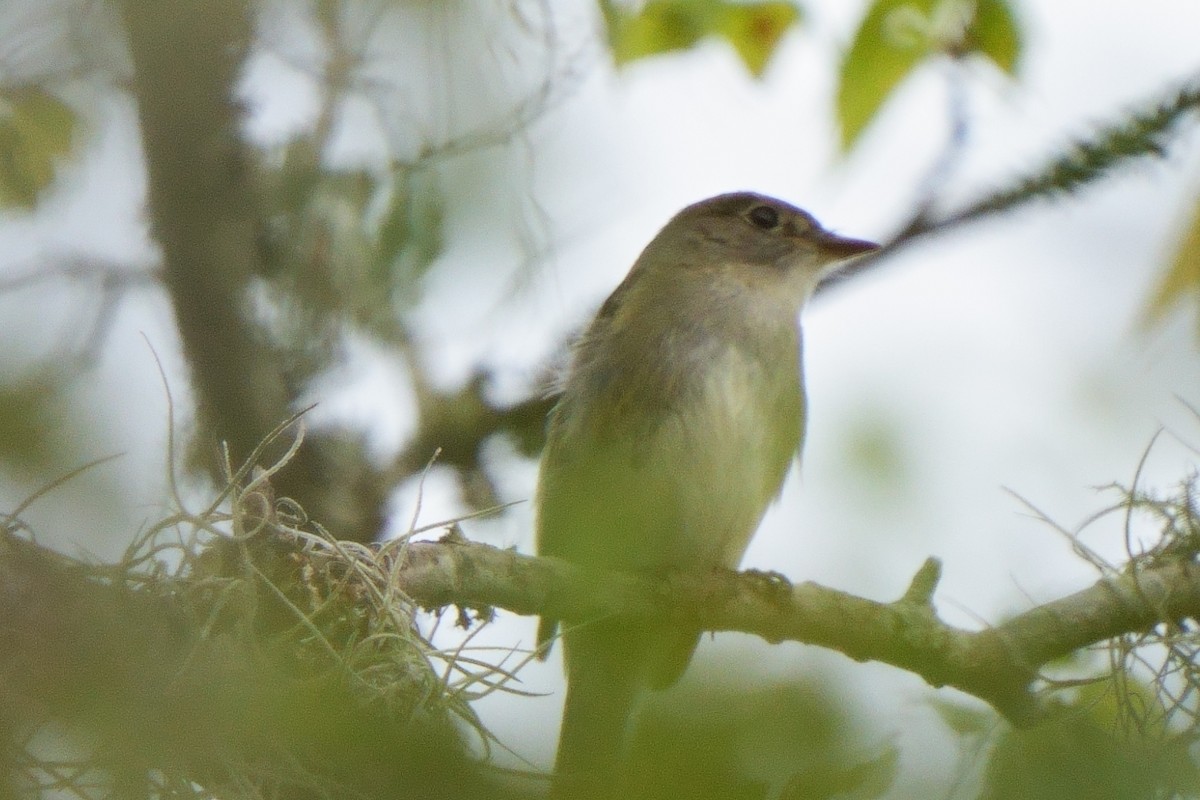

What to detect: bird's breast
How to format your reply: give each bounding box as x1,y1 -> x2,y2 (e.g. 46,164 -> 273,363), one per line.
650,342 -> 802,565
553,327 -> 803,570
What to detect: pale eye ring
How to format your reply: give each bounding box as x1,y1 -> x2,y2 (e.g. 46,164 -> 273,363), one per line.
747,205 -> 780,230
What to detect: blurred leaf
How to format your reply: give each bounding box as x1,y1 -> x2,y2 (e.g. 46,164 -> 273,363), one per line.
601,0 -> 801,77
840,746 -> 899,800
255,135 -> 447,356
838,0 -> 937,151
845,412 -> 907,487
928,696 -> 996,736
626,664 -> 895,800
780,745 -> 899,800
288,169 -> 375,317
0,373 -> 65,474
0,88 -> 76,208
1145,191 -> 1200,334
603,0 -> 710,64
374,168 -> 443,310
969,0 -> 1021,74
837,0 -> 1024,150
980,682 -> 1200,800
717,2 -> 802,77
276,136 -> 323,215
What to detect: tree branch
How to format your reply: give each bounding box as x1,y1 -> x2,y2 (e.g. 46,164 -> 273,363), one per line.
120,0 -> 392,543
392,536 -> 1200,724
122,0 -> 289,458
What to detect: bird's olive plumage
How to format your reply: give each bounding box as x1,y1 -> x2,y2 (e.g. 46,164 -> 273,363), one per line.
536,192 -> 877,798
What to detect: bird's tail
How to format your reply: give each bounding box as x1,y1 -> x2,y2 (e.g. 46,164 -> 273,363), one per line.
549,623 -> 648,800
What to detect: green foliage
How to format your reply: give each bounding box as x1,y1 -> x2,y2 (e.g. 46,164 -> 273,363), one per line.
928,696 -> 995,737
257,135 -> 445,354
1146,192 -> 1200,335
980,683 -> 1200,800
838,0 -> 935,153
843,409 -> 910,495
600,0 -> 801,77
969,0 -> 1021,72
781,745 -> 897,800
0,372 -> 65,475
624,667 -> 896,800
0,88 -> 76,208
837,0 -> 1021,150
374,168 -> 444,312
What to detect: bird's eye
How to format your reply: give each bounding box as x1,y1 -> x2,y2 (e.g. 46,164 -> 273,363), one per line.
747,205 -> 780,230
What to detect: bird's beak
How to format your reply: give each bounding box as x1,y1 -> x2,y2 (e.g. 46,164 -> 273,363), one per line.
817,231 -> 880,261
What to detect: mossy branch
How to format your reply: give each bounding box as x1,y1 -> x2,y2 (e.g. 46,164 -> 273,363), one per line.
392,535 -> 1200,726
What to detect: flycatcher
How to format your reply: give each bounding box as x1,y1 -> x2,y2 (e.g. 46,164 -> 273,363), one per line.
535,192 -> 878,798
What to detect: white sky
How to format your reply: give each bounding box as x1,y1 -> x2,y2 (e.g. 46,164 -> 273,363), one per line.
2,0 -> 1200,795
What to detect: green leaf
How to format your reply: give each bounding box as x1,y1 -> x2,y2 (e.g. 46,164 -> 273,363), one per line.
717,2 -> 801,77
837,0 -> 938,151
837,0 -> 1024,150
604,0 -> 713,66
0,88 -> 76,208
628,670 -> 861,800
1144,191 -> 1200,334
0,373 -> 65,474
981,686 -> 1200,800
786,744 -> 897,800
373,168 -> 443,308
927,696 -> 996,736
603,0 -> 801,77
970,0 -> 1021,74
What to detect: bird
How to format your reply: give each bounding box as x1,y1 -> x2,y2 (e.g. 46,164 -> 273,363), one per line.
534,191 -> 878,798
